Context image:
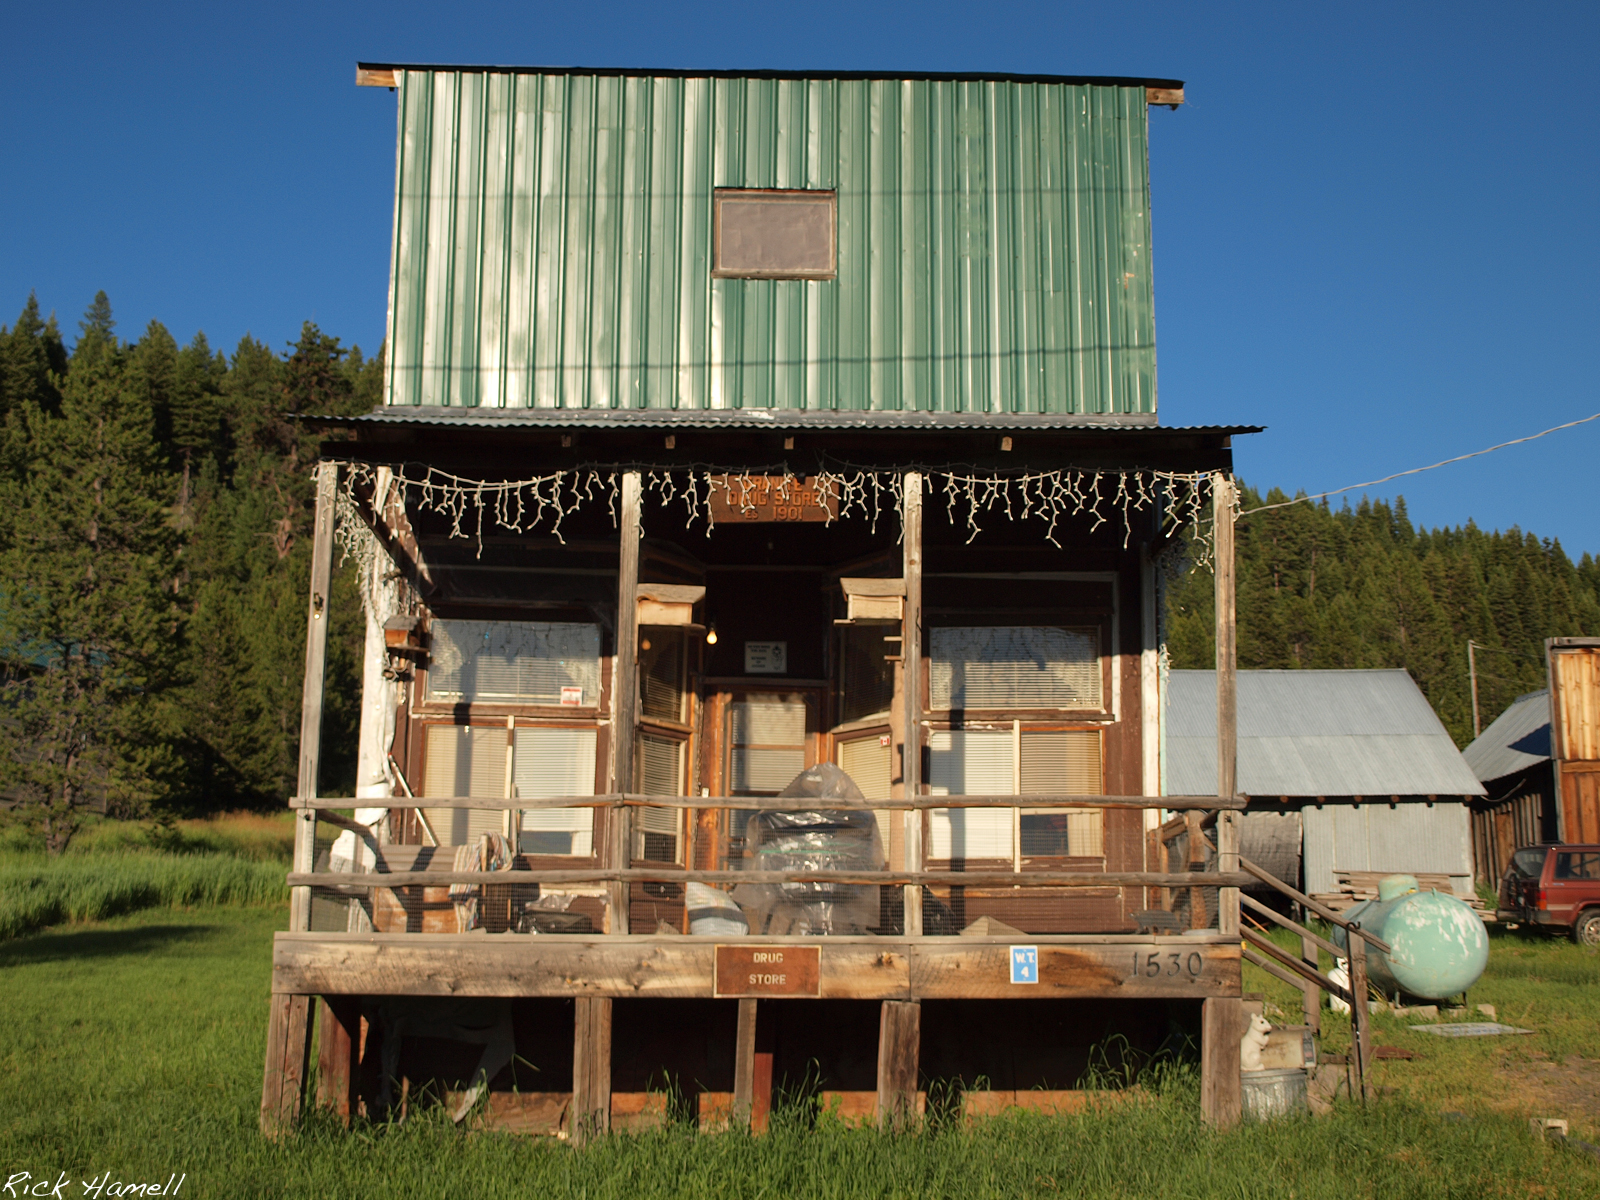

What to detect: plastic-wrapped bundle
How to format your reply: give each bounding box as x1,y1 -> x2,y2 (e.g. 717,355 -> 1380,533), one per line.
733,763 -> 886,936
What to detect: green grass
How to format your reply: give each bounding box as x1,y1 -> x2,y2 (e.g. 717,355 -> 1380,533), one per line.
0,906 -> 1596,1199
0,811 -> 291,939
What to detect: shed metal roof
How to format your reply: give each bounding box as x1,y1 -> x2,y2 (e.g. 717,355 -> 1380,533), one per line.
358,63 -> 1185,90
1167,670 -> 1484,799
1462,690 -> 1551,784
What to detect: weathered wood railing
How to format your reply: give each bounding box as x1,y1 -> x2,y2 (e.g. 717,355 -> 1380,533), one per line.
290,792 -> 1249,935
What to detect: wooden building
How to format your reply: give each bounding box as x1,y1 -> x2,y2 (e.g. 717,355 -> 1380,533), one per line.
262,64 -> 1264,1137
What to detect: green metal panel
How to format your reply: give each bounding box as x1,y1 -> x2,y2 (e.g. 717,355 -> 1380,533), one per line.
384,70 -> 1158,414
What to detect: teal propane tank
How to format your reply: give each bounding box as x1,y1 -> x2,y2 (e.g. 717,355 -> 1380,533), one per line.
1330,874 -> 1489,1001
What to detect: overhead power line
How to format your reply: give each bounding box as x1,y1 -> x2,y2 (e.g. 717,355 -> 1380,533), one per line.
1241,411 -> 1600,517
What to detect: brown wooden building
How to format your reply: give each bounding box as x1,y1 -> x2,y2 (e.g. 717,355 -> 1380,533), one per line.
261,63 -> 1265,1137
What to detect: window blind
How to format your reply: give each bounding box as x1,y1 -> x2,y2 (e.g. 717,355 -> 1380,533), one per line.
635,733 -> 684,861
838,734 -> 892,850
926,728 -> 1104,860
728,700 -> 807,794
929,627 -> 1101,710
513,726 -> 596,857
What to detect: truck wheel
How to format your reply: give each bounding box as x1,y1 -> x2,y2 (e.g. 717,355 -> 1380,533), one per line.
1576,910 -> 1600,947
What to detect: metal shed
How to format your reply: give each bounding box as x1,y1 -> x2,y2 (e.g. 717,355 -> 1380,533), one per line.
1167,670 -> 1484,897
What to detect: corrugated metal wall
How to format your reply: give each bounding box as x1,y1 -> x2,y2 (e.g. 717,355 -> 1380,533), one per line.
385,70 -> 1156,414
1302,803 -> 1475,897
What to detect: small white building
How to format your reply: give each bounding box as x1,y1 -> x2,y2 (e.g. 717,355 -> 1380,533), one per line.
1166,669 -> 1485,898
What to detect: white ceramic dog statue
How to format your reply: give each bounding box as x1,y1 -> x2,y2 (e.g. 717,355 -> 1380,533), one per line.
1239,1012 -> 1272,1072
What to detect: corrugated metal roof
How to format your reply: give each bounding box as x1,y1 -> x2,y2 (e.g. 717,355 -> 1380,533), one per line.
1167,670 -> 1484,798
379,69 -> 1161,416
1462,690 -> 1551,784
316,404 -> 1261,433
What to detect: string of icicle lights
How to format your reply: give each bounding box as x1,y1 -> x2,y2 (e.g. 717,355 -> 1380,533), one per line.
323,460 -> 1226,564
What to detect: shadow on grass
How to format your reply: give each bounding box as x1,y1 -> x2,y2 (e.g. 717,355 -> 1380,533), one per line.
0,922 -> 224,967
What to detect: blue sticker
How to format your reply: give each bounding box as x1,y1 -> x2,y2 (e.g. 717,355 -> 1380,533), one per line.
1010,945 -> 1039,985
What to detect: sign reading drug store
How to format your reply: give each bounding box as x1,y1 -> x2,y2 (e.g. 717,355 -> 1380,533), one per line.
714,945 -> 822,997
708,476 -> 840,524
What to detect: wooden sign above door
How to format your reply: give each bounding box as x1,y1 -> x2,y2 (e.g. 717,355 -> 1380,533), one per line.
708,476 -> 839,524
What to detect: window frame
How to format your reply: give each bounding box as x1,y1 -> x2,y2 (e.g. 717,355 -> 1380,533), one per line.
923,621 -> 1112,718
712,188 -> 838,281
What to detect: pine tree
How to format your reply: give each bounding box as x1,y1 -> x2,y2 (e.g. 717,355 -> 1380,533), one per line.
0,295 -> 183,852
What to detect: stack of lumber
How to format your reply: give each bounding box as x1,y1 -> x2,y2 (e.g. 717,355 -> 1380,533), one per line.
1312,871 -> 1493,921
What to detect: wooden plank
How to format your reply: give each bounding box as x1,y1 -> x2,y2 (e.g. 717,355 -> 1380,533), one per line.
903,470 -> 924,937
1240,928 -> 1351,1003
315,997 -> 360,1125
910,939 -> 1240,1000
1234,854 -> 1393,953
1240,892 -> 1342,959
733,999 -> 757,1129
1184,810 -> 1206,930
1146,86 -> 1185,106
571,997 -> 612,1145
1213,473 -> 1239,940
290,869 -> 1255,890
271,933 -> 1241,1000
292,792 -> 1247,811
259,993 -> 313,1136
290,465 -> 338,932
1200,996 -> 1243,1128
356,66 -> 398,88
609,472 -> 642,936
1349,933 -> 1372,1101
877,1000 -> 921,1130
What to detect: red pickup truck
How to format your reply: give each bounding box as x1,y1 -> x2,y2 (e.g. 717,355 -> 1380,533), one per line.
1499,844 -> 1600,944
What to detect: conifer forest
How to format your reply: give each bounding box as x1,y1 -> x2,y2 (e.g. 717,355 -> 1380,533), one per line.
2,291 -> 1598,851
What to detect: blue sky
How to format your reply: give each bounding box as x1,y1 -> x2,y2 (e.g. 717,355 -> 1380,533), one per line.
4,2 -> 1596,553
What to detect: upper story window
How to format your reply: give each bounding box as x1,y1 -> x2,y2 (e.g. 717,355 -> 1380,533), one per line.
428,619 -> 601,706
929,626 -> 1101,711
713,189 -> 836,279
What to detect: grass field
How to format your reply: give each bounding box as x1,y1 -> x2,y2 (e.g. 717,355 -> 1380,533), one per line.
0,885 -> 1597,1199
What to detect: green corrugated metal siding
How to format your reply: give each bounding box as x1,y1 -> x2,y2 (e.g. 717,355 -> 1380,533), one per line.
384,70 -> 1157,415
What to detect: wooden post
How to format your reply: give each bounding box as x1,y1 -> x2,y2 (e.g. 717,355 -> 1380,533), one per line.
261,461 -> 337,1135
291,462 -> 338,932
1348,931 -> 1373,1101
1200,996 -> 1243,1128
1213,473 -> 1239,939
877,1000 -> 921,1131
260,993 -> 314,1136
1300,929 -> 1322,1036
901,472 -> 923,937
732,999 -> 773,1133
571,996 -> 613,1144
1185,810 -> 1206,929
608,471 -> 642,935
316,997 -> 361,1125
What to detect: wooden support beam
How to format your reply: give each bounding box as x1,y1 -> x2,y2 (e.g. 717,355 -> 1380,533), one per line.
902,471 -> 924,938
1301,930 -> 1323,1036
1200,996 -> 1243,1129
292,792 -> 1247,812
571,997 -> 612,1144
315,997 -> 361,1125
301,869 -> 1252,899
1348,932 -> 1373,1101
608,472 -> 642,936
733,999 -> 757,1129
877,1000 -> 921,1131
260,993 -> 313,1137
1240,927 -> 1351,1004
1213,473 -> 1239,940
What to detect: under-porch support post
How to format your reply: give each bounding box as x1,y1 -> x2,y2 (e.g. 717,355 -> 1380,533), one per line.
607,471 -> 642,936
733,998 -> 773,1132
572,996 -> 613,1144
877,1000 -> 921,1130
260,993 -> 314,1137
315,997 -> 361,1125
1200,995 -> 1244,1128
262,461 -> 337,1135
901,472 -> 923,937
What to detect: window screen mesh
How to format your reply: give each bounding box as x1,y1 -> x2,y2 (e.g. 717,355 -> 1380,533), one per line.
429,620 -> 601,705
838,624 -> 895,724
639,629 -> 686,722
729,700 -> 807,794
513,726 -> 596,856
929,627 -> 1100,710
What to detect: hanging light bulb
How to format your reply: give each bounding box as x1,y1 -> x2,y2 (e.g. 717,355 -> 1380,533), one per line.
705,624 -> 719,646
